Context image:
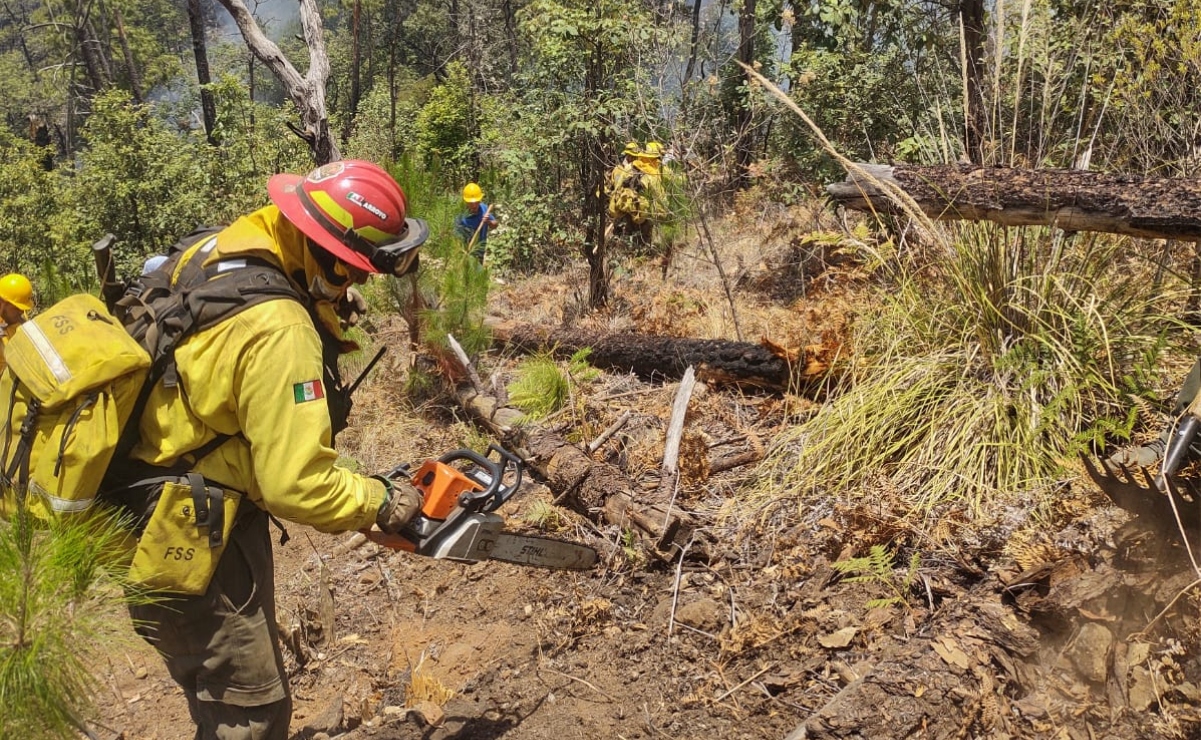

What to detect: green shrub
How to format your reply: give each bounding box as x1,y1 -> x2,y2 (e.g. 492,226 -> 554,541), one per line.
746,225 -> 1185,522
0,505 -> 150,740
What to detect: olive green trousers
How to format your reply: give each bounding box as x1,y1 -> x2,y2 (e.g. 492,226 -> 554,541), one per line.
129,505 -> 291,740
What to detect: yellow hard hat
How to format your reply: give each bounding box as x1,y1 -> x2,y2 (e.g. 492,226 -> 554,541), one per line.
462,182 -> 484,203
622,141 -> 641,156
643,142 -> 664,158
0,273 -> 33,311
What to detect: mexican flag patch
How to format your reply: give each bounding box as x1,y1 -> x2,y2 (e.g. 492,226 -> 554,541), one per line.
293,379 -> 324,403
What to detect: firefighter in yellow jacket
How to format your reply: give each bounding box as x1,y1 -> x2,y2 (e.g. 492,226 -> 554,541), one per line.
0,273 -> 33,373
123,160 -> 429,740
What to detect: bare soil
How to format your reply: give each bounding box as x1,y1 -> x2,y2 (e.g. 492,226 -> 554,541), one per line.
93,210 -> 1201,740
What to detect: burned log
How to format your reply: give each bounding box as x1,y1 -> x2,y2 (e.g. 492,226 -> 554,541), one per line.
827,163 -> 1201,241
491,322 -> 796,391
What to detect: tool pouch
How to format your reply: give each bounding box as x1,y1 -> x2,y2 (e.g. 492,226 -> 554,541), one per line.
128,473 -> 242,595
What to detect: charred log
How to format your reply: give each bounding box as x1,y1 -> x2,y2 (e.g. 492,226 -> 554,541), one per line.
492,323 -> 796,391
827,163 -> 1201,241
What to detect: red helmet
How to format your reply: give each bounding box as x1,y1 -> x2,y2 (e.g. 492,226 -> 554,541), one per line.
268,159 -> 428,275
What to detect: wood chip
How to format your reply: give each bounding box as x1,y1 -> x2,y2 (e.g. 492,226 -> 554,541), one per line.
932,637 -> 971,670
818,626 -> 858,649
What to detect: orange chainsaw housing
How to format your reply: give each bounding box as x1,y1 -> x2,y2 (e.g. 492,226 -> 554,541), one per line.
410,459 -> 485,520
362,459 -> 484,552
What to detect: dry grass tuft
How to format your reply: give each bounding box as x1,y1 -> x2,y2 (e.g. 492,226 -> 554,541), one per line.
404,653 -> 454,708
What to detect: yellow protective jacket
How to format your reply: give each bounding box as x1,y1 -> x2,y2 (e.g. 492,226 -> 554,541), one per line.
128,206 -> 386,533
0,321 -> 18,374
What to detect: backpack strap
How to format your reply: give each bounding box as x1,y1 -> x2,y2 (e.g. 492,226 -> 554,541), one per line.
5,395 -> 41,501
1,378 -> 18,489
186,471 -> 227,549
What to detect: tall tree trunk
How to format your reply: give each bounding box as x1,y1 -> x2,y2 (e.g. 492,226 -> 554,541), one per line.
112,7 -> 142,103
74,9 -> 108,94
960,0 -> 987,163
682,0 -> 702,89
216,0 -> 339,164
187,0 -> 217,143
502,0 -> 518,82
342,0 -> 361,145
248,55 -> 256,126
731,0 -> 757,190
584,37 -> 608,309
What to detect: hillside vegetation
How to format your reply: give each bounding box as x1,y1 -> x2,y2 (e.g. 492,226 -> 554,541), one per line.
6,1 -> 1201,738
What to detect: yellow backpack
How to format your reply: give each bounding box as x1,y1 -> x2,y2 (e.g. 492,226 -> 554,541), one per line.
0,294 -> 150,520
0,230 -> 301,526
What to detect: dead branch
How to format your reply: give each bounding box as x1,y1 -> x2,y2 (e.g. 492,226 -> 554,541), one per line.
586,410 -> 631,454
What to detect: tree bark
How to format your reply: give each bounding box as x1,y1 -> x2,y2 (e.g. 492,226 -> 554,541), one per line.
112,7 -> 142,103
583,21 -> 609,309
187,0 -> 216,143
827,163 -> 1201,241
731,0 -> 757,190
959,0 -> 986,163
342,0 -> 361,145
216,0 -> 339,164
491,323 -> 797,391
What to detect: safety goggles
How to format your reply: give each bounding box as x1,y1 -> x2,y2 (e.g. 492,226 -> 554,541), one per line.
297,187 -> 429,276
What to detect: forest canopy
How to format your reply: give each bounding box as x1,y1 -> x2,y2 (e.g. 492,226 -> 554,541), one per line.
1,0 -> 1199,296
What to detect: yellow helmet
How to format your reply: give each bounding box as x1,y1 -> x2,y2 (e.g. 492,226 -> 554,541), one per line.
622,141 -> 641,156
643,142 -> 664,158
462,182 -> 484,203
0,273 -> 33,311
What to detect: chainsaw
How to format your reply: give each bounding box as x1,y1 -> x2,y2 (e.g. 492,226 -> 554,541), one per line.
363,444 -> 598,570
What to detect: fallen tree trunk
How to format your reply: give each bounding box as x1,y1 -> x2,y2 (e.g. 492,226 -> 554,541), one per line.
827,163 -> 1201,241
491,322 -> 796,391
452,383 -> 698,559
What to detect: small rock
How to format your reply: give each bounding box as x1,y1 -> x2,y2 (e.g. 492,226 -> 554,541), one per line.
1067,623 -> 1113,684
674,598 -> 726,632
383,705 -> 405,716
302,695 -> 345,735
1128,666 -> 1157,711
135,667 -> 148,679
411,701 -> 445,727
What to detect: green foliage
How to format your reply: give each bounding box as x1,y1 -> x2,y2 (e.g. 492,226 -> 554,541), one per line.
1101,0 -> 1201,173
0,137 -> 83,291
70,90 -> 215,272
345,72 -> 435,163
415,61 -> 475,182
831,545 -> 921,610
568,348 -> 600,383
781,45 -> 941,178
384,156 -> 492,357
507,353 -> 570,419
523,500 -> 565,532
748,225 -> 1185,521
0,504 -> 148,740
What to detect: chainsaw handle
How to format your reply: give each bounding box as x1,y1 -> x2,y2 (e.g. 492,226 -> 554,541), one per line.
364,444 -> 524,553
438,444 -> 522,513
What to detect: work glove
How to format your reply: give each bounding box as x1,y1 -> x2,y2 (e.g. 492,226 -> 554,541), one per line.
375,477 -> 424,534
338,287 -> 368,330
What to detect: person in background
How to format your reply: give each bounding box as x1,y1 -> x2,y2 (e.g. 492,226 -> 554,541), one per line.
456,182 -> 499,263
0,273 -> 34,373
630,141 -> 666,250
606,142 -> 649,246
